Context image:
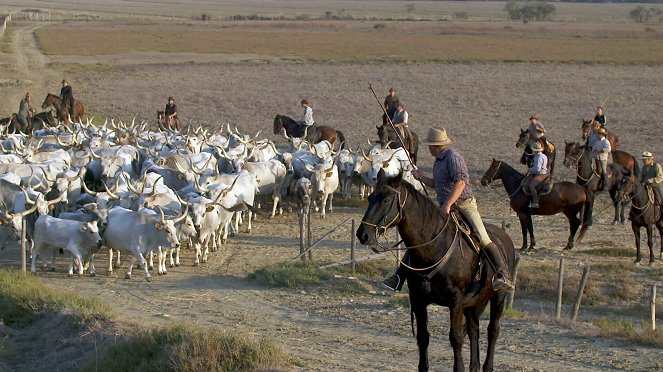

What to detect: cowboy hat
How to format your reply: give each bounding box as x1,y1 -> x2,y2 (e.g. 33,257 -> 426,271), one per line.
530,142 -> 544,152
529,115 -> 539,121
596,128 -> 607,135
641,151 -> 654,159
423,127 -> 453,146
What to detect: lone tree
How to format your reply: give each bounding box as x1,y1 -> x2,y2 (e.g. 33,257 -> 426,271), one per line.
505,0 -> 556,23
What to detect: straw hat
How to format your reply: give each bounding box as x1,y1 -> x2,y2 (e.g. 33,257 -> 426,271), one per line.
596,128 -> 607,135
531,142 -> 544,152
641,151 -> 654,159
423,127 -> 453,146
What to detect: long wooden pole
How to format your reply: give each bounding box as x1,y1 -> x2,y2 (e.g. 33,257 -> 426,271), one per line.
21,218 -> 26,273
570,266 -> 590,322
651,284 -> 657,331
555,257 -> 565,319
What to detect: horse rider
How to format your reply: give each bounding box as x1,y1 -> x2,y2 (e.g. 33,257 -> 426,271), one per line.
640,151 -> 663,205
165,96 -> 178,122
526,141 -> 548,209
297,99 -> 315,134
594,106 -> 607,129
391,102 -> 413,148
17,92 -> 36,133
590,128 -> 611,191
60,79 -> 75,116
521,115 -> 546,167
382,127 -> 514,294
384,87 -> 399,120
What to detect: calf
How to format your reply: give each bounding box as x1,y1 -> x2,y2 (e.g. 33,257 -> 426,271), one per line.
31,216 -> 102,277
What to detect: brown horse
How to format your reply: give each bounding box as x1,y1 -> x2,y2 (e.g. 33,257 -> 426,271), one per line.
617,171 -> 663,265
2,111 -> 56,134
481,159 -> 592,252
157,110 -> 181,131
376,124 -> 418,165
41,93 -> 84,122
581,119 -> 618,149
273,115 -> 346,148
357,170 -> 514,372
563,141 -> 631,224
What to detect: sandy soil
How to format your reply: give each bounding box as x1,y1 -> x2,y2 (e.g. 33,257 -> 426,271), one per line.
1,21 -> 663,371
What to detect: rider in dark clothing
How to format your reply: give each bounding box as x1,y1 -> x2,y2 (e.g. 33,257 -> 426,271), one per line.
60,79 -> 75,116
384,87 -> 400,120
594,106 -> 606,129
165,97 -> 177,118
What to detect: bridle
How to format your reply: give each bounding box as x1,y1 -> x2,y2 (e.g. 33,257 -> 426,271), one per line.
484,161 -> 502,184
360,184 -> 408,242
565,146 -> 597,184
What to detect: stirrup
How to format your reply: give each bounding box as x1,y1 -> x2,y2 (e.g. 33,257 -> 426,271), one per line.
492,273 -> 514,292
382,273 -> 402,291
529,202 -> 539,209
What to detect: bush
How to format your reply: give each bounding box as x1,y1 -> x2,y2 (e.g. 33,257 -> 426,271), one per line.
454,11 -> 469,21
505,1 -> 556,23
248,261 -> 332,289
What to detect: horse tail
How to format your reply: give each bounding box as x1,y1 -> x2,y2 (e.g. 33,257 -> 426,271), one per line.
576,189 -> 593,244
336,130 -> 347,150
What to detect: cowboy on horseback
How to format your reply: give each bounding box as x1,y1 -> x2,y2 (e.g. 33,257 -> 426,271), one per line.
293,99 -> 315,137
591,128 -> 611,191
526,142 -> 548,209
594,106 -> 607,129
640,151 -> 663,205
384,87 -> 399,120
520,115 -> 547,167
60,79 -> 75,117
391,102 -> 414,151
382,127 -> 514,294
17,92 -> 36,133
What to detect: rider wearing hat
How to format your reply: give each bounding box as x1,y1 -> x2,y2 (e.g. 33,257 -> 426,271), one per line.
384,87 -> 399,120
165,96 -> 178,120
60,79 -> 75,117
591,128 -> 611,191
17,92 -> 36,133
521,115 -> 547,168
382,127 -> 514,294
527,141 -> 548,209
640,151 -> 663,204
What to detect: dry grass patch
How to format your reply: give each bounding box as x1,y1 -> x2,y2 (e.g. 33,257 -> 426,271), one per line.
36,24 -> 663,64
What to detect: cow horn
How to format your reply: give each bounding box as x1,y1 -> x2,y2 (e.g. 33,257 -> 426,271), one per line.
55,133 -> 70,148
156,206 -> 166,224
363,135 -> 372,147
361,148 -> 371,162
123,173 -> 143,195
89,150 -> 101,159
41,166 -> 56,183
47,188 -> 67,207
81,180 -> 97,196
213,175 -> 241,203
22,189 -> 35,205
268,141 -> 281,155
302,125 -> 309,139
175,192 -> 189,206
280,127 -> 291,140
193,174 -> 209,192
103,181 -> 119,199
15,200 -> 39,218
171,203 -> 189,223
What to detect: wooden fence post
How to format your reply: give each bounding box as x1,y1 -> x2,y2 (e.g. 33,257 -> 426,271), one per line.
570,266 -> 590,321
307,209 -> 312,261
652,284 -> 657,331
351,219 -> 356,273
21,218 -> 26,273
555,256 -> 565,319
507,255 -> 521,309
299,213 -> 305,261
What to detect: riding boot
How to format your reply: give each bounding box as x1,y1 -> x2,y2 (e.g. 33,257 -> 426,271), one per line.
483,243 -> 514,292
382,264 -> 406,291
599,172 -> 609,192
529,190 -> 539,209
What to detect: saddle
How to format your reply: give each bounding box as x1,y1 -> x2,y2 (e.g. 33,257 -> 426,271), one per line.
521,176 -> 553,196
449,210 -> 481,254
644,185 -> 660,206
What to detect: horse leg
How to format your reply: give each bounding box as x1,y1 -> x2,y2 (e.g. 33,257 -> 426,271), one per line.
563,209 -> 581,251
464,308 -> 480,372
449,304 -> 466,372
646,224 -> 655,265
413,305 -> 430,372
517,213 -> 528,251
610,188 -> 620,225
656,221 -> 663,260
483,295 -> 506,372
525,214 -> 536,252
632,222 -> 642,264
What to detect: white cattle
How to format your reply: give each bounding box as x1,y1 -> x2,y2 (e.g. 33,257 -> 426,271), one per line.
103,207 -> 185,281
234,158 -> 287,217
310,164 -> 339,218
31,216 -> 102,277
295,177 -> 312,216
334,149 -> 357,198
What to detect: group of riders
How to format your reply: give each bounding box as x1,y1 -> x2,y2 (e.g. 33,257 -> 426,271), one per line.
15,79 -> 75,132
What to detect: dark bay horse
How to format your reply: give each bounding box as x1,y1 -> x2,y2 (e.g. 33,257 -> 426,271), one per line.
481,159 -> 592,252
273,115 -> 346,148
41,93 -> 85,122
563,141 -> 630,224
356,170 -> 514,372
3,111 -> 56,134
157,110 -> 181,131
581,119 -> 618,149
376,124 -> 418,165
617,172 -> 663,265
515,128 -> 556,176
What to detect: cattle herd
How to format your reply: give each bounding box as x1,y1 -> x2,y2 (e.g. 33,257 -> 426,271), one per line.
0,119 -> 421,281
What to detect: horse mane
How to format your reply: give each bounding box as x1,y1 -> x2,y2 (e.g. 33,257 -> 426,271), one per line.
398,178 -> 446,228
497,160 -> 525,179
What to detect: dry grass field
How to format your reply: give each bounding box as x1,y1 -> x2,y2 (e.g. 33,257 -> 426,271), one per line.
1,1 -> 663,370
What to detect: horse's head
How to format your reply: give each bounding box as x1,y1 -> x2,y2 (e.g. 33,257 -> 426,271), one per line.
356,169 -> 404,248
580,119 -> 596,140
376,125 -> 388,146
616,169 -> 636,201
515,128 -> 529,149
41,94 -> 54,110
480,159 -> 502,186
563,141 -> 584,168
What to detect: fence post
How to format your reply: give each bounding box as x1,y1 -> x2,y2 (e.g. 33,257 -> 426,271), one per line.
555,256 -> 565,319
652,284 -> 658,331
21,218 -> 26,273
351,219 -> 356,273
307,208 -> 313,261
507,255 -> 521,309
299,213 -> 305,261
570,266 -> 590,321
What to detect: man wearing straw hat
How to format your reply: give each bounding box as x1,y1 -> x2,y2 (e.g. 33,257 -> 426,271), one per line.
640,151 -> 663,205
526,141 -> 548,209
60,79 -> 75,117
382,127 -> 514,293
590,128 -> 611,191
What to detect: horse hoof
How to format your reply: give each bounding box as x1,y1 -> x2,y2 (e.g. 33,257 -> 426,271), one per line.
648,261 -> 655,267
611,220 -> 618,226
90,272 -> 96,277
193,262 -> 199,267
634,260 -> 641,266
125,274 -> 132,279
107,271 -> 113,276
146,276 -> 152,282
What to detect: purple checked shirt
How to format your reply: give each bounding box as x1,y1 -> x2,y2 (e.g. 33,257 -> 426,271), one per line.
433,147 -> 473,207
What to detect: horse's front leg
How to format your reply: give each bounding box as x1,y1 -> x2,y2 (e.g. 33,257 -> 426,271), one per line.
632,222 -> 642,264
645,224 -> 655,265
464,308 -> 480,372
413,304 -> 430,372
517,213 -> 528,251
563,209 -> 581,251
449,304 -> 466,372
525,214 -> 536,252
656,221 -> 663,260
610,189 -> 620,225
